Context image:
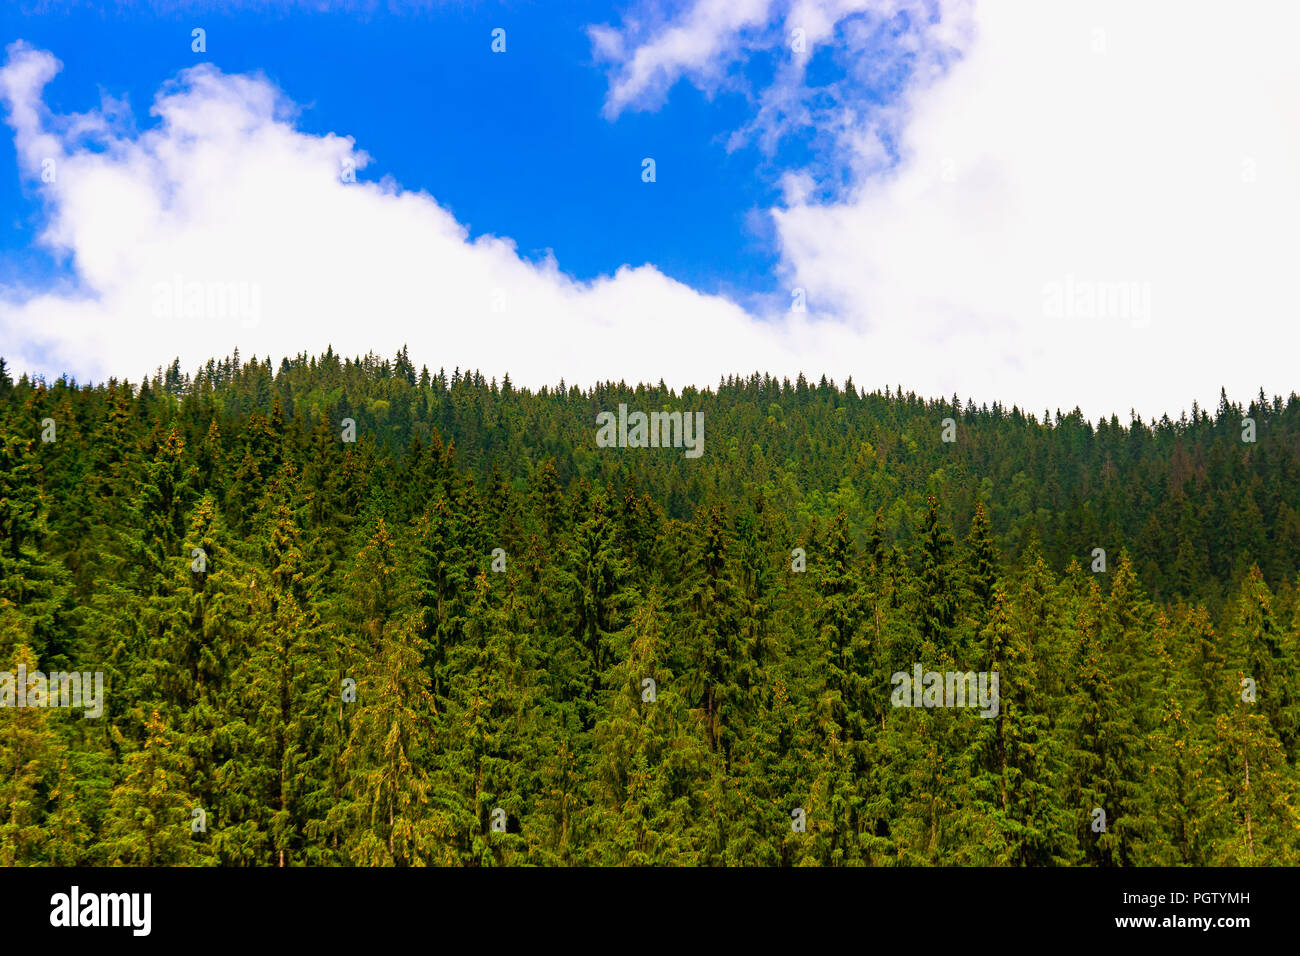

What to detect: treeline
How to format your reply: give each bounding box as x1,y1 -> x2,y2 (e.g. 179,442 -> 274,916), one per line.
0,349 -> 1296,865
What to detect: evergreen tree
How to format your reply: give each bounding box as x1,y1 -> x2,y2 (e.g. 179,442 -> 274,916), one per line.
102,710 -> 206,866
340,520 -> 447,865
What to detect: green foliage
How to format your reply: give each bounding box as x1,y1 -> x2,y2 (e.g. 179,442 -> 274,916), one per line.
1,350 -> 1297,865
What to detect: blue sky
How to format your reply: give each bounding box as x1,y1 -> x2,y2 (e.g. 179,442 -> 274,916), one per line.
0,2 -> 834,302
1,1 -> 1298,419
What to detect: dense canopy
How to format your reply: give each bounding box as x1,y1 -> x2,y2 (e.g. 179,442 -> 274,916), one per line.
0,349 -> 1296,865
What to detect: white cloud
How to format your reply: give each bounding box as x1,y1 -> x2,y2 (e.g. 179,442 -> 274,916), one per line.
595,0 -> 1300,417
773,0 -> 1300,417
592,0 -> 970,184
4,0 -> 1300,422
589,0 -> 776,119
0,41 -> 849,391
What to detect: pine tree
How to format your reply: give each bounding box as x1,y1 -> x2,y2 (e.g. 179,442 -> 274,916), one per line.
340,520 -> 447,865
917,495 -> 958,654
983,585 -> 1072,864
1230,567 -> 1299,759
0,645 -> 64,864
1133,612 -> 1210,864
436,571 -> 535,865
102,710 -> 206,866
0,434 -> 73,664
238,483 -> 332,866
567,492 -> 634,714
964,501 -> 1000,616
1205,704 -> 1300,865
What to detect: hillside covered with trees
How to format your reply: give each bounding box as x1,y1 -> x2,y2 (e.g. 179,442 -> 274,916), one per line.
1,348 -> 1297,865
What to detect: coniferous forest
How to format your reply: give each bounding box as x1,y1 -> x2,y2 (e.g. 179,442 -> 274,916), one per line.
2,348 -> 1298,867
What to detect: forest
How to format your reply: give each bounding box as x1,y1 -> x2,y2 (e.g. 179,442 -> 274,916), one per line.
0,347 -> 1297,866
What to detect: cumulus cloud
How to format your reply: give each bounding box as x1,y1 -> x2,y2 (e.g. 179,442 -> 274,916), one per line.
0,41 -> 850,390
773,0 -> 1300,417
591,0 -> 970,189
589,0 -> 776,118
4,0 -> 1300,421
592,0 -> 1300,417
